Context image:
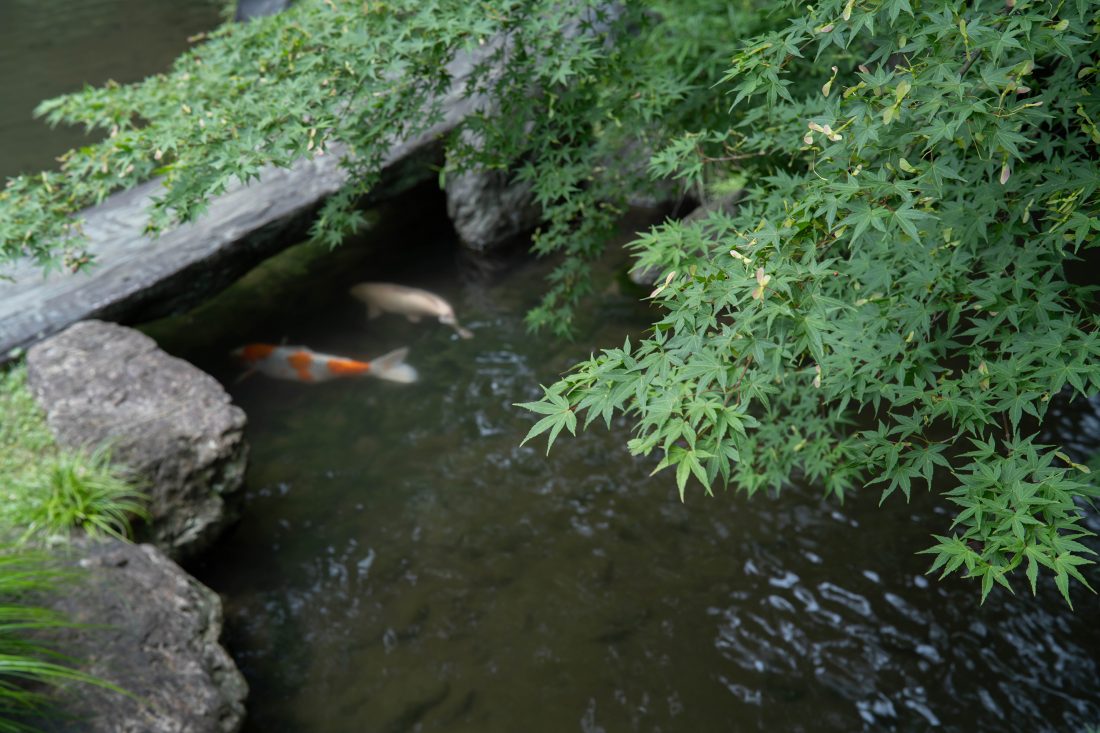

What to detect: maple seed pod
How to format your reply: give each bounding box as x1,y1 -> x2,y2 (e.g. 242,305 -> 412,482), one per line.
751,268 -> 771,300
648,270 -> 677,299
823,66 -> 840,97
730,249 -> 752,265
978,361 -> 991,390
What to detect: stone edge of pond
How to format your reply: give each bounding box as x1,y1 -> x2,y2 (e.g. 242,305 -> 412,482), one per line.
22,320 -> 250,731
42,536 -> 248,733
25,320 -> 247,561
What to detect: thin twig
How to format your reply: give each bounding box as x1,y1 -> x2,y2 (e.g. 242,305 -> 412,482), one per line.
701,151 -> 767,163
732,355 -> 755,405
960,49 -> 983,78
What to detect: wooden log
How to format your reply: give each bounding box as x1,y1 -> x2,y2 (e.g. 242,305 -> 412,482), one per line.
0,51 -> 485,362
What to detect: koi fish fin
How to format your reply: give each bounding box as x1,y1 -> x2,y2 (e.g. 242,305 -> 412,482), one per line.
370,347 -> 418,384
453,323 -> 474,339
405,314 -> 422,323
234,368 -> 257,385
367,303 -> 383,320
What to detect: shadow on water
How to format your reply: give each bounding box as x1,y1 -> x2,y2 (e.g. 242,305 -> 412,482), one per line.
142,189 -> 1100,733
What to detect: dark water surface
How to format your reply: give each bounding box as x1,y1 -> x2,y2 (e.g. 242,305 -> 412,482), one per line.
0,0 -> 222,180
142,197 -> 1100,733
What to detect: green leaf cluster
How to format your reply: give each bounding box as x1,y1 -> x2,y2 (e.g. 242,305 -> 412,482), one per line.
519,0 -> 1100,604
1,0 -> 1098,603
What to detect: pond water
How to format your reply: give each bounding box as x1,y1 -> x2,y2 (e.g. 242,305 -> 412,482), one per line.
0,0 -> 222,180
143,191 -> 1100,733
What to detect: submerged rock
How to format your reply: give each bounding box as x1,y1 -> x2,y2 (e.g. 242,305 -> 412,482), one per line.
43,537 -> 247,733
26,320 -> 247,559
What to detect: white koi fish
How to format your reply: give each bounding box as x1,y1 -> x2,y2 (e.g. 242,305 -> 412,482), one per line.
232,344 -> 418,384
349,282 -> 474,339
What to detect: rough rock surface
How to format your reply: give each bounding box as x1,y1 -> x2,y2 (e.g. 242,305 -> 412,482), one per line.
235,0 -> 292,21
42,537 -> 247,733
445,165 -> 542,252
26,320 -> 247,559
442,123 -> 542,253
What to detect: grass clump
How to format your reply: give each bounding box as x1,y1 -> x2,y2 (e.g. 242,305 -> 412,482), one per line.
0,365 -> 148,543
0,548 -> 127,732
0,368 -> 55,487
0,366 -> 142,729
17,448 -> 148,544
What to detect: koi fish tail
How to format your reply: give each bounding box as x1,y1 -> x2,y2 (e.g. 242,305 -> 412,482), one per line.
369,347 -> 418,384
453,323 -> 474,339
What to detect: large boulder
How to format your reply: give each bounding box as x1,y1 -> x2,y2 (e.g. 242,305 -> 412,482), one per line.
26,320 -> 247,559
42,537 -> 247,733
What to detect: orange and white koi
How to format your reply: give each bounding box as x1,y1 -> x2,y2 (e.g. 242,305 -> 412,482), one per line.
232,344 -> 418,384
348,282 -> 474,339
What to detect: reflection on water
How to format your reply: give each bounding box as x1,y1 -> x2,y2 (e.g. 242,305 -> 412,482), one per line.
0,0 -> 221,180
149,199 -> 1100,733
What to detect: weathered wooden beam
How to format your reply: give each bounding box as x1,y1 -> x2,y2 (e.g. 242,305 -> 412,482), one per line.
0,52 -> 484,362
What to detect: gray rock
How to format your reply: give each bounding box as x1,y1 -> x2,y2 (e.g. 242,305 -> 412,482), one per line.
26,320 -> 247,559
615,138 -> 686,210
680,191 -> 743,226
42,537 -> 247,733
445,164 -> 542,252
443,4 -> 628,253
235,0 -> 292,21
